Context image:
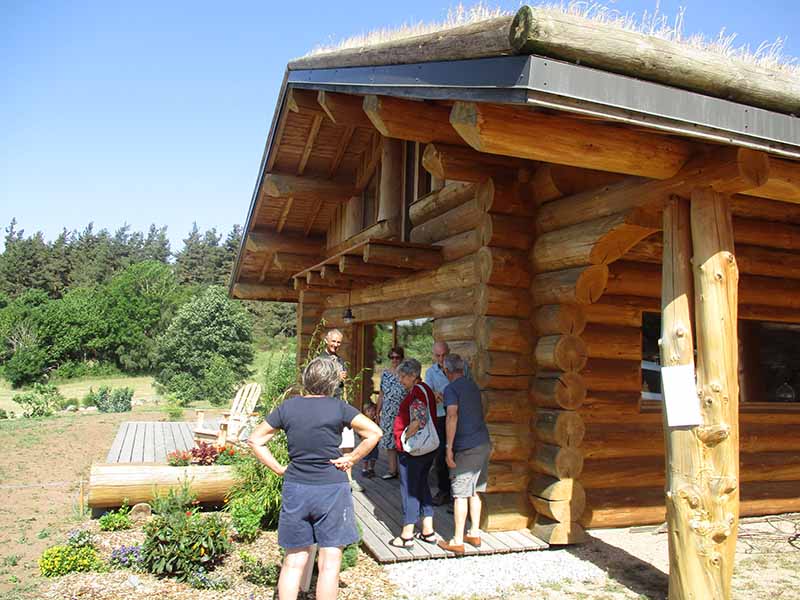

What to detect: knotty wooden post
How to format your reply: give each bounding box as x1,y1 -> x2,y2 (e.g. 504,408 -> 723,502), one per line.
661,191 -> 740,599
689,188 -> 740,598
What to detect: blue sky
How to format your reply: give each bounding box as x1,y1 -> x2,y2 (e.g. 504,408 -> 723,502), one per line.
1,0 -> 798,251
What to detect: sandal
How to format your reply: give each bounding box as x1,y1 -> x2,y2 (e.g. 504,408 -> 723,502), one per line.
381,472 -> 398,480
416,531 -> 437,544
389,535 -> 414,548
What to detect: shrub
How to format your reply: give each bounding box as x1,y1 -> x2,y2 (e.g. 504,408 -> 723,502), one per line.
226,438 -> 287,530
39,544 -> 104,577
95,386 -> 133,413
187,566 -> 230,590
201,354 -> 239,407
167,449 -> 192,466
229,494 -> 266,543
141,511 -> 230,581
150,480 -> 197,516
191,441 -> 220,465
4,344 -> 47,388
239,551 -> 280,586
13,383 -> 65,418
341,521 -> 363,572
0,408 -> 8,419
66,529 -> 94,549
50,361 -> 121,382
164,394 -> 184,420
99,502 -> 132,531
109,545 -> 143,570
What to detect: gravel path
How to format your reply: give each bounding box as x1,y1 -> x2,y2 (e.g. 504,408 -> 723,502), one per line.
384,549 -> 609,600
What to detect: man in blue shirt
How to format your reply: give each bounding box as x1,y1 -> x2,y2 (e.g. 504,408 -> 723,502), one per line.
424,341 -> 470,505
437,353 -> 490,555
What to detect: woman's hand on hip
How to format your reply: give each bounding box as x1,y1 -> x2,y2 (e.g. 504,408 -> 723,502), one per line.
331,453 -> 354,471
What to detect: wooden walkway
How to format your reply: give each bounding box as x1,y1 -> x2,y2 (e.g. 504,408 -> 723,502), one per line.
106,421 -> 195,463
351,455 -> 548,563
105,423 -> 548,562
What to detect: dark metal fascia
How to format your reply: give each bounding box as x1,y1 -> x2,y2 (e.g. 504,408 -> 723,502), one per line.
287,55 -> 800,159
229,70 -> 290,298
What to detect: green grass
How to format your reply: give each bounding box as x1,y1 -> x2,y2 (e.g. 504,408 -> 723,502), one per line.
0,375 -> 162,415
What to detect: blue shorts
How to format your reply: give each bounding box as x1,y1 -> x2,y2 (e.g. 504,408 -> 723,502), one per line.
278,481 -> 359,549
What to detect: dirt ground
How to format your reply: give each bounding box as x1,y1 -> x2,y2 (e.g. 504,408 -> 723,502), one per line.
2,409 -> 799,600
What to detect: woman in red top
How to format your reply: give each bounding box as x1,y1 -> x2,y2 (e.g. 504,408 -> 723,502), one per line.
390,358 -> 439,548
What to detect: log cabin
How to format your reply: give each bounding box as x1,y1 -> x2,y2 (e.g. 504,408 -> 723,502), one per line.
231,7 -> 800,596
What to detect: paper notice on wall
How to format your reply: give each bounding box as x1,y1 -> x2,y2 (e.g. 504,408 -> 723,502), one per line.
660,363 -> 703,427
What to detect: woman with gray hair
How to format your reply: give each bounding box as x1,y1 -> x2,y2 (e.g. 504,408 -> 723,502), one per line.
390,358 -> 439,548
249,356 -> 382,600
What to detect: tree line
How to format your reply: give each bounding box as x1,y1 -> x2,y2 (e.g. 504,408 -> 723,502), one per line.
0,220 -> 295,394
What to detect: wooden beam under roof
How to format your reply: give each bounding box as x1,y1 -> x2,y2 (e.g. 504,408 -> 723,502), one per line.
231,283 -> 299,302
262,173 -> 357,200
317,91 -> 374,128
329,125 -> 355,177
245,230 -> 323,255
297,114 -> 323,175
363,95 -> 465,146
304,198 -> 325,236
287,88 -> 323,114
276,197 -> 293,233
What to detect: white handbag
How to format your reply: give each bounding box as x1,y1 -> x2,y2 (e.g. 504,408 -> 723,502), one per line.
401,384 -> 440,456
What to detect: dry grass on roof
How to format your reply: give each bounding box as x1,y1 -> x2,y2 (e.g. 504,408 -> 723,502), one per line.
305,1 -> 799,76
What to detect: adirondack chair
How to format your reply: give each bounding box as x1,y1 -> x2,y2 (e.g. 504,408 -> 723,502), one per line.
193,382 -> 262,446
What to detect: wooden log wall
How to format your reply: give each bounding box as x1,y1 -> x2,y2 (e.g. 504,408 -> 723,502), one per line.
576,201 -> 800,529
408,164 -> 537,532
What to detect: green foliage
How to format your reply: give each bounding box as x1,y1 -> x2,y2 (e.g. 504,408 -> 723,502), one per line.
341,521 -> 363,572
50,360 -> 121,381
187,566 -> 230,590
226,440 -> 287,531
239,551 -> 280,586
93,386 -> 133,413
163,395 -> 185,421
3,344 -> 48,388
98,502 -> 132,531
109,545 -> 143,570
0,408 -> 8,419
141,511 -> 230,582
229,494 -> 266,543
260,349 -> 300,411
155,286 -> 253,404
39,544 -> 104,577
201,354 -> 239,407
150,480 -> 197,515
66,529 -> 95,549
13,383 -> 65,417
214,445 -> 245,465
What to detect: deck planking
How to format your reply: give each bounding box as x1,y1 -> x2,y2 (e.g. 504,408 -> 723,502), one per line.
105,423 -> 548,562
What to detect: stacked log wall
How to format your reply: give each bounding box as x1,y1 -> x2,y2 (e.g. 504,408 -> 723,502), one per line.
410,173 -> 537,532
578,209 -> 800,528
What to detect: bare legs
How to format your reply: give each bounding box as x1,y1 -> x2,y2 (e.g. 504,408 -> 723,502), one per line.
387,448 -> 397,475
451,494 -> 482,544
278,546 -> 343,600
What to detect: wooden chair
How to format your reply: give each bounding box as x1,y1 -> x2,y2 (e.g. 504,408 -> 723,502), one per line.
193,382 -> 262,446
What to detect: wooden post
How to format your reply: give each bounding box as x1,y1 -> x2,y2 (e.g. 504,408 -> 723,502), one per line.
689,188 -> 740,598
661,191 -> 740,599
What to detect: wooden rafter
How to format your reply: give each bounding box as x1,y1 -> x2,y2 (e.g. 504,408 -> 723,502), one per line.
317,91 -> 374,128
257,251 -> 275,283
265,111 -> 290,172
329,125 -> 355,177
276,197 -> 293,233
304,198 -> 324,235
363,95 -> 464,146
245,230 -> 323,255
287,88 -> 323,114
262,173 -> 357,200
297,114 -> 323,175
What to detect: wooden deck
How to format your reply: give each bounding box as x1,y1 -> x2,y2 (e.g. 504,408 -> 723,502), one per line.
351,456 -> 548,563
105,423 -> 548,562
106,421 -> 195,463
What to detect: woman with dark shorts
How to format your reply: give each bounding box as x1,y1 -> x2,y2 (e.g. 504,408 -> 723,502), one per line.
390,358 -> 439,548
249,357 -> 382,600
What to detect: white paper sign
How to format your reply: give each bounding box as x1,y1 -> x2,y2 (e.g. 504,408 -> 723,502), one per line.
660,363 -> 703,427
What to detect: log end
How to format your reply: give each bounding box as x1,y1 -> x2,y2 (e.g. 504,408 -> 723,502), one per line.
362,95 -> 390,137
577,265 -> 609,304
738,148 -> 771,189
509,6 -> 541,54
421,143 -> 445,179
449,102 -> 483,150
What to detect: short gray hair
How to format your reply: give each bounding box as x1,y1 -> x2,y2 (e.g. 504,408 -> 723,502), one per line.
444,353 -> 465,374
397,358 -> 421,379
302,357 -> 340,396
325,328 -> 343,340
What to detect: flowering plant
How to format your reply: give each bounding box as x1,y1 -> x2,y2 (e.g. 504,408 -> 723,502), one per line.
109,545 -> 143,570
191,441 -> 220,465
214,445 -> 242,465
167,449 -> 192,466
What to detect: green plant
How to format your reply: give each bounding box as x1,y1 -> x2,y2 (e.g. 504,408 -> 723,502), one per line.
150,479 -> 197,515
98,502 -> 132,531
95,386 -> 133,413
3,555 -> 20,567
341,521 -> 363,572
141,511 -> 230,581
226,439 -> 287,530
191,441 -> 220,465
66,529 -> 94,549
13,383 -> 65,418
167,449 -> 192,466
39,544 -> 104,577
239,551 -> 280,586
229,494 -> 266,543
0,409 -> 8,420
214,445 -> 244,465
109,545 -> 143,570
187,566 -> 230,590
